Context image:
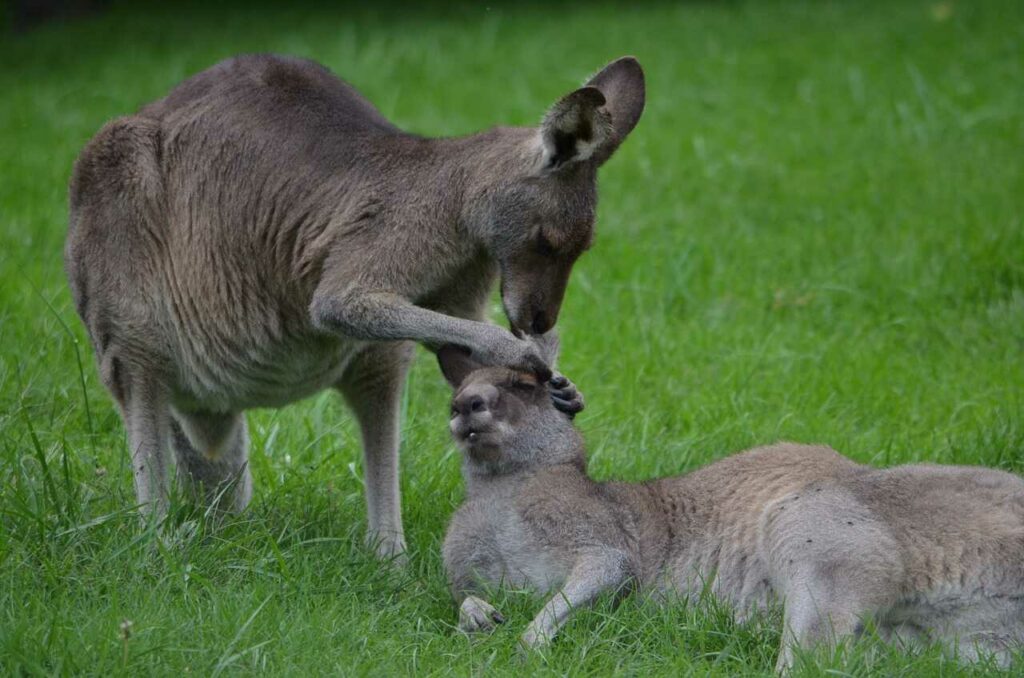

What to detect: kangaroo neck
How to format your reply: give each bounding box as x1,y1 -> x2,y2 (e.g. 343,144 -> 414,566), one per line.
463,458 -> 589,501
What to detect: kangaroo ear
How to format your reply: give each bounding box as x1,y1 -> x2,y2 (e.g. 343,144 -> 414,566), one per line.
527,331 -> 561,370
437,345 -> 483,388
538,57 -> 645,172
582,56 -> 645,160
539,86 -> 612,171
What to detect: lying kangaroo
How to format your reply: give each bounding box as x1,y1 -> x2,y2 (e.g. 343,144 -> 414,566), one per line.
64,54 -> 643,557
437,347 -> 1024,671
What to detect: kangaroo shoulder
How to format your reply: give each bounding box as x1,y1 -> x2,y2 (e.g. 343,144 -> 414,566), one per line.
514,470 -> 627,546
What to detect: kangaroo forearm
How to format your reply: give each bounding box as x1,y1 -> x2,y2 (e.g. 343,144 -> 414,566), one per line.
520,553 -> 631,649
449,575 -> 487,603
311,289 -> 493,350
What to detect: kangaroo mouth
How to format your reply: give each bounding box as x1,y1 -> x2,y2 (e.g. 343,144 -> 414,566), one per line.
456,427 -> 500,457
458,427 -> 493,445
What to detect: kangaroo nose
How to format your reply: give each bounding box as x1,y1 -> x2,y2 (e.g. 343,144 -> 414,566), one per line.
459,394 -> 487,415
531,310 -> 552,335
455,383 -> 498,418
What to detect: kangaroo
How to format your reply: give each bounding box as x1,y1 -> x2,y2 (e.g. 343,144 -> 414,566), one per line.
437,347 -> 1024,671
64,54 -> 643,558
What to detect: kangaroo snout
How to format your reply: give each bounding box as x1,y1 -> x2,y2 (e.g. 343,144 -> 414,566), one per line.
450,383 -> 500,442
500,262 -> 572,337
504,291 -> 561,337
529,309 -> 552,335
508,305 -> 553,335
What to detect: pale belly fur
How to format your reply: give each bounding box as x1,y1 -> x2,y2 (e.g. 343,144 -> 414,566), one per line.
658,546 -> 776,615
171,332 -> 368,413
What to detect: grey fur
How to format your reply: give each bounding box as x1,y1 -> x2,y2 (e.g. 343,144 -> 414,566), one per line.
439,356 -> 1024,670
64,54 -> 643,557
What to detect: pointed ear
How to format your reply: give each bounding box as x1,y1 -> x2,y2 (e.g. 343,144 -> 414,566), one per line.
538,57 -> 645,172
539,86 -> 613,171
583,56 -> 645,159
527,331 -> 561,370
437,345 -> 483,388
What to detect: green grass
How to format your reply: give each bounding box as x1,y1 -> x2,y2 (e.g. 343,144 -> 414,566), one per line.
1,0 -> 1022,674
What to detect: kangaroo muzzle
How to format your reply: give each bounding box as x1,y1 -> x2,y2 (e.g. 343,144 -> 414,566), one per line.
450,383 -> 501,445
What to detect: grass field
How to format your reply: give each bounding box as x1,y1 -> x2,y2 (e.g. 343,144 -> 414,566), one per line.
1,0 -> 1022,674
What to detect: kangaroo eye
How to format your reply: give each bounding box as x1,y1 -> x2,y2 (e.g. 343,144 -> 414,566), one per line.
535,232 -> 557,257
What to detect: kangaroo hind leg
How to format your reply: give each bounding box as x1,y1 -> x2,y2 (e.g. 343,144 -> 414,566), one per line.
118,372 -> 173,520
170,408 -> 252,513
338,341 -> 415,563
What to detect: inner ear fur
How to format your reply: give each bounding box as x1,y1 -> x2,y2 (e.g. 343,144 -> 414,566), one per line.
540,86 -> 610,170
539,56 -> 646,171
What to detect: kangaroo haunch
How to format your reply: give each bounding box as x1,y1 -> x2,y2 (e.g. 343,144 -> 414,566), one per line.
64,54 -> 644,559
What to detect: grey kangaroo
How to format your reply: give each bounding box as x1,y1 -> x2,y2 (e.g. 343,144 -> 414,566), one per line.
438,347 -> 1024,671
64,54 -> 644,558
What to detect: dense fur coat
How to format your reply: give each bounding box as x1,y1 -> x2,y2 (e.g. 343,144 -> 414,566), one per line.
64,54 -> 643,557
437,350 -> 1024,671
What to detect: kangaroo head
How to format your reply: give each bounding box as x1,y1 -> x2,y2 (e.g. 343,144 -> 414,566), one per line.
465,57 -> 645,336
437,344 -> 585,474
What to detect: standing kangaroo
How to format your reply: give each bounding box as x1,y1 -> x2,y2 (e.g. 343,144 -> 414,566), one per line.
437,347 -> 1024,671
64,54 -> 643,559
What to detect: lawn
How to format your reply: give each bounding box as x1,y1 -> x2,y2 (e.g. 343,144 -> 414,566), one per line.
1,0 -> 1022,674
